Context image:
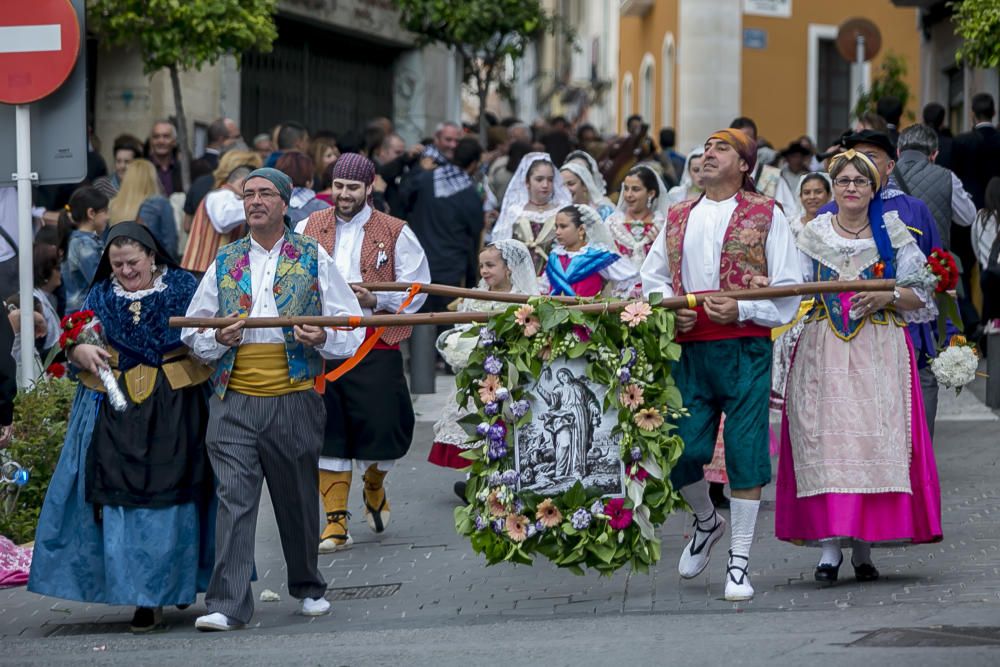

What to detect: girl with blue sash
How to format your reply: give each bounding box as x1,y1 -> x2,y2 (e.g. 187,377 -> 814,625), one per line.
543,205 -> 637,298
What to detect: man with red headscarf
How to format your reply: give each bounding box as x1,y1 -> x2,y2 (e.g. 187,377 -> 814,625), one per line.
297,153 -> 430,552
640,129 -> 802,601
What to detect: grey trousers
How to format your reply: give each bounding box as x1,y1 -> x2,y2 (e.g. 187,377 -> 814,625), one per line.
919,365 -> 938,440
204,389 -> 328,624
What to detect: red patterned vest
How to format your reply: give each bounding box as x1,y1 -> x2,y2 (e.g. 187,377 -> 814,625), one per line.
664,190 -> 775,341
303,207 -> 412,346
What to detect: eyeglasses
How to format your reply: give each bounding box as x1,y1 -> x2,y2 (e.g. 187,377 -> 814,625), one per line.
244,189 -> 281,201
833,177 -> 872,189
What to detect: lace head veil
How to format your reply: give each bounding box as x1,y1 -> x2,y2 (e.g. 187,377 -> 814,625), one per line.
613,162 -> 670,219
571,204 -> 616,252
564,150 -> 609,195
559,161 -> 606,208
483,239 -> 541,295
492,152 -> 572,240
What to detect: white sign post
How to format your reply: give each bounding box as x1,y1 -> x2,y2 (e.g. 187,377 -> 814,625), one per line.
14,105 -> 35,389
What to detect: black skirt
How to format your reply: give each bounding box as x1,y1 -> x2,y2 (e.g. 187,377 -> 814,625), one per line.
320,349 -> 414,461
86,372 -> 211,509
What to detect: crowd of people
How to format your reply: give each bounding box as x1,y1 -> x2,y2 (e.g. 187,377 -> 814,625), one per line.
0,89 -> 998,630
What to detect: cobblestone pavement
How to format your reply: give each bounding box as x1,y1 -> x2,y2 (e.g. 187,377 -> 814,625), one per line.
1,375 -> 998,649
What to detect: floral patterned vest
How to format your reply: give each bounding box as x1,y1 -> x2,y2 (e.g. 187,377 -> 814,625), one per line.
211,232 -> 323,398
664,190 -> 774,294
303,207 -> 412,345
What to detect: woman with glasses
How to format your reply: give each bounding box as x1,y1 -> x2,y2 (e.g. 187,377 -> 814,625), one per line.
774,150 -> 942,584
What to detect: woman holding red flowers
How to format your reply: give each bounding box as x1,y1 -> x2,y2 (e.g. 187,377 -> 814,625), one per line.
775,150 -> 942,585
28,222 -> 214,634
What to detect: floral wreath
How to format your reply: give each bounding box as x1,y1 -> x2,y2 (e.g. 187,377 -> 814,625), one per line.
453,297 -> 687,574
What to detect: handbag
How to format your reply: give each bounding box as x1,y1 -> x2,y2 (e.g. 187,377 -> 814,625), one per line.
0,227 -> 18,304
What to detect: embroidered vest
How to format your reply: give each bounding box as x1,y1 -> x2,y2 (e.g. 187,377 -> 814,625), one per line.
664,190 -> 775,295
211,233 -> 323,398
303,207 -> 412,345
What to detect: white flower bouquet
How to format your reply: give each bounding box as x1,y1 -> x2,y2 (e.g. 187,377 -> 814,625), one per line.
930,342 -> 979,392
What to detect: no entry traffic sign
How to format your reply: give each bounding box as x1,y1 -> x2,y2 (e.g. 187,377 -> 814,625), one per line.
0,0 -> 81,105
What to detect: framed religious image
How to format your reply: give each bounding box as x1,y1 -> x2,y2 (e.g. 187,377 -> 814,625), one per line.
513,359 -> 625,497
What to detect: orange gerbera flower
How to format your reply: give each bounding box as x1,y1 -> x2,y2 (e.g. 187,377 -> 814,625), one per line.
535,498 -> 563,528
634,407 -> 664,431
505,513 -> 530,542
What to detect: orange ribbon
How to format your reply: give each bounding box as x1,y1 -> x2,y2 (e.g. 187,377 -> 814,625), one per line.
314,283 -> 423,393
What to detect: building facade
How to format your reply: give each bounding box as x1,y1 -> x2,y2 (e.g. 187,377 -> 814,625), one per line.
91,0 -> 461,169
619,0 -> 922,152
892,1 -> 1000,132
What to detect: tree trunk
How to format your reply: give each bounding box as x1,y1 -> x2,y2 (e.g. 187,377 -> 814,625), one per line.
168,64 -> 191,192
478,83 -> 489,147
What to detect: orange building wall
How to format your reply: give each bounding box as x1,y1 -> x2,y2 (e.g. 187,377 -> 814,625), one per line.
742,2 -> 922,147
618,2 -> 921,146
619,2 -> 679,133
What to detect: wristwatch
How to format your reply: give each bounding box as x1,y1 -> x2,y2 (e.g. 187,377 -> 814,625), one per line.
891,287 -> 901,305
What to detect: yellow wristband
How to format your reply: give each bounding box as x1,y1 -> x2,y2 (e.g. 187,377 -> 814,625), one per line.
685,293 -> 697,309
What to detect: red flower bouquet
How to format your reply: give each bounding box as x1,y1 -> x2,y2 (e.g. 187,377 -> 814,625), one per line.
47,310 -> 127,411
927,248 -> 960,293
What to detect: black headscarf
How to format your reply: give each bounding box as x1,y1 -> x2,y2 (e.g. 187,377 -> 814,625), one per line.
91,221 -> 179,286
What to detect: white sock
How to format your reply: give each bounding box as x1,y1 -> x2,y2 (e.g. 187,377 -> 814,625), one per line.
680,479 -> 716,524
852,539 -> 872,566
728,498 -> 760,559
818,540 -> 842,567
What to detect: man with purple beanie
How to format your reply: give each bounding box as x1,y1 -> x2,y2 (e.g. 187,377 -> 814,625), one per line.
297,153 -> 430,552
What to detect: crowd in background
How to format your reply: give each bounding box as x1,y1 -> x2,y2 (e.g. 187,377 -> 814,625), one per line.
2,90 -> 999,384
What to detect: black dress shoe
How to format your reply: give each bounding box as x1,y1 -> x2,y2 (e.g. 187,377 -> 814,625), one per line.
852,560 -> 880,582
814,555 -> 842,583
453,481 -> 468,503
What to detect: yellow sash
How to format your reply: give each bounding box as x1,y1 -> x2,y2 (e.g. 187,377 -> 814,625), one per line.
228,343 -> 313,397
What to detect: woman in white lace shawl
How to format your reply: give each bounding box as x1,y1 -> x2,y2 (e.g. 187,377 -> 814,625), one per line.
491,153 -> 572,275
428,240 -> 538,498
775,150 -> 942,584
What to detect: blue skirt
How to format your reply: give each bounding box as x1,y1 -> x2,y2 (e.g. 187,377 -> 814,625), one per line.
27,387 -> 215,607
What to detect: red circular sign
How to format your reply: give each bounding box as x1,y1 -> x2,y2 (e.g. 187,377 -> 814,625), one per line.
0,0 -> 80,104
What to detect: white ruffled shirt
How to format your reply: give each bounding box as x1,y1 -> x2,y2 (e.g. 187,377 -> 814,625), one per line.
640,193 -> 803,328
181,234 -> 365,362
293,204 -> 429,315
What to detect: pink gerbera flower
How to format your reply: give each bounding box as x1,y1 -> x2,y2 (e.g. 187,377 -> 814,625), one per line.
620,384 -> 644,410
535,498 -> 563,528
505,514 -> 530,542
620,302 -> 653,327
478,375 -> 502,403
604,498 -> 633,531
514,305 -> 534,325
633,407 -> 664,431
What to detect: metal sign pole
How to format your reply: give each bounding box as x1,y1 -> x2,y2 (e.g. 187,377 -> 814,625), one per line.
855,33 -> 867,98
14,104 -> 36,389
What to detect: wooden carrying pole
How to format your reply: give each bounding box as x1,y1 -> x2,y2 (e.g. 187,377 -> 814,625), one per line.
169,279 -> 896,329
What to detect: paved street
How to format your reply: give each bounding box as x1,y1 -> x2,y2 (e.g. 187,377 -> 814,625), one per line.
1,372 -> 998,666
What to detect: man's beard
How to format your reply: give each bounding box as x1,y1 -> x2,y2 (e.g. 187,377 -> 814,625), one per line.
337,198 -> 365,219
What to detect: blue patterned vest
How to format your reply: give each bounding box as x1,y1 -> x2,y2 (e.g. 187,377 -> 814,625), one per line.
805,258 -> 906,341
211,232 -> 323,398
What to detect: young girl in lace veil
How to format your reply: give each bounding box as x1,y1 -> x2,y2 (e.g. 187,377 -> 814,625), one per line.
491,153 -> 572,275
541,204 -> 638,298
428,240 -> 539,497
606,165 -> 669,295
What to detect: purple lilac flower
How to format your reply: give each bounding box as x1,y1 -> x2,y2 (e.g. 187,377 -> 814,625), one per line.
526,523 -> 538,538
501,469 -> 518,486
488,422 -> 507,441
476,422 -> 491,436
475,515 -> 487,531
630,446 -> 643,462
590,499 -> 604,516
484,401 -> 500,416
484,355 -> 503,375
513,499 -> 525,514
624,347 -> 638,367
487,441 -> 508,461
571,508 -> 592,530
535,520 -> 546,533
495,387 -> 510,402
479,328 -> 496,346
510,399 -> 530,418
488,471 -> 502,486
618,368 -> 631,383
491,518 -> 504,534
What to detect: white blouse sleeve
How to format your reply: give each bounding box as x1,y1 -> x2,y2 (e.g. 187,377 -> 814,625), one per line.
639,225 -> 675,299
181,263 -> 230,363
895,240 -> 938,324
316,246 -> 366,359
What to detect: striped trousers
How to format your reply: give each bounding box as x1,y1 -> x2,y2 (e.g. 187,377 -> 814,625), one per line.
204,389 -> 328,624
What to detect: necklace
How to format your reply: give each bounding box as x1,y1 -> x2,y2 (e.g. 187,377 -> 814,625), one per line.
834,215 -> 871,239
